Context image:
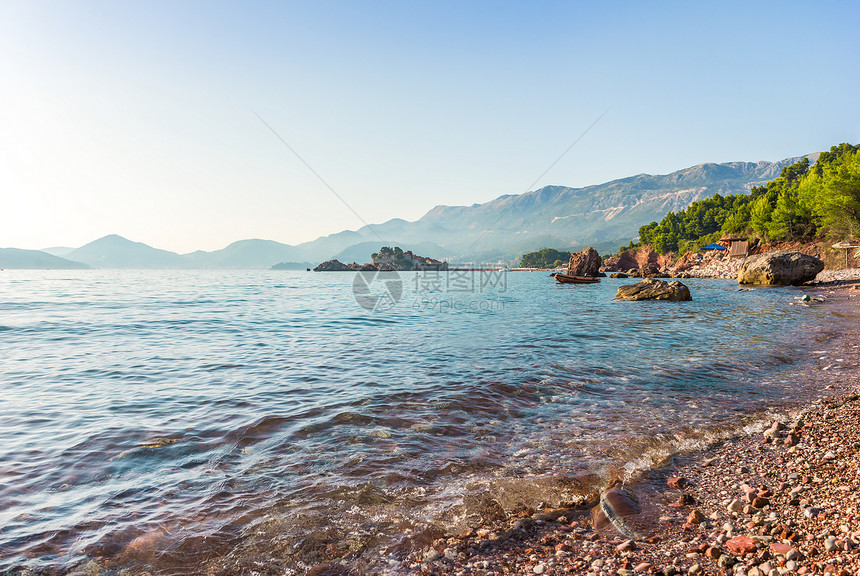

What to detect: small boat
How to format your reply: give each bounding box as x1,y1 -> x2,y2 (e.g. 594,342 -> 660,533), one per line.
554,273 -> 600,285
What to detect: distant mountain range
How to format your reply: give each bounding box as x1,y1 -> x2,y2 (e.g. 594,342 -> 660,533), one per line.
2,154 -> 813,269
0,248 -> 90,269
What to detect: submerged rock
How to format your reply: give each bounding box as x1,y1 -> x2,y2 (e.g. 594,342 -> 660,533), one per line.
614,278 -> 692,301
591,480 -> 641,538
737,250 -> 824,285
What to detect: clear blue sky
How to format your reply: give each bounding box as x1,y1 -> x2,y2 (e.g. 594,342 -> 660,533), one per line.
2,1 -> 858,252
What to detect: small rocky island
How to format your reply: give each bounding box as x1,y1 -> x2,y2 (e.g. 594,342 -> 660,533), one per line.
313,246 -> 447,272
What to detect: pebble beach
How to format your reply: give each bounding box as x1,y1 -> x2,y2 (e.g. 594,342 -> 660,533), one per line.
393,278 -> 860,576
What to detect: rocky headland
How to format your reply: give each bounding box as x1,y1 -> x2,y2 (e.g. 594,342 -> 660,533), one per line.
313,259 -> 377,272
602,238 -> 858,282
314,248 -> 447,272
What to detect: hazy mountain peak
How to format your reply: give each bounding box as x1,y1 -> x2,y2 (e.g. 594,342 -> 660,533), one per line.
8,152 -> 818,268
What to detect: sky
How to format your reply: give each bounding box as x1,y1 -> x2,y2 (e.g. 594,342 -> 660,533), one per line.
1,1 -> 858,253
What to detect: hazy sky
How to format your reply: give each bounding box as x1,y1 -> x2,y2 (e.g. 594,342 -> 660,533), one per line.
2,1 -> 858,253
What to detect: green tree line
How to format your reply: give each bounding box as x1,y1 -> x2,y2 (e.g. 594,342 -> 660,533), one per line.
519,248 -> 572,268
629,143 -> 860,255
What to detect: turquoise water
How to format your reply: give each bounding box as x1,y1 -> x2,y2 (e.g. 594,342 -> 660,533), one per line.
0,270 -> 838,574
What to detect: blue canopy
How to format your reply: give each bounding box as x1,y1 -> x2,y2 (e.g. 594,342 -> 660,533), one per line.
700,242 -> 726,251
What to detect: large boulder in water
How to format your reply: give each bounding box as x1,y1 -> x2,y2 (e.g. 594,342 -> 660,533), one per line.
737,250 -> 824,285
614,278 -> 692,301
567,247 -> 602,277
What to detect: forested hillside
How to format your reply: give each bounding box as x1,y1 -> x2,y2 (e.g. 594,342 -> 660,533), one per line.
518,248 -> 573,268
628,143 -> 860,255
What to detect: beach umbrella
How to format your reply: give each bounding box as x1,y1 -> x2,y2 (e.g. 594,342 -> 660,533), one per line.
700,242 -> 726,251
832,241 -> 860,269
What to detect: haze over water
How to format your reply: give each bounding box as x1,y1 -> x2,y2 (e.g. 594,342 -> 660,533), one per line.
0,270 -> 842,574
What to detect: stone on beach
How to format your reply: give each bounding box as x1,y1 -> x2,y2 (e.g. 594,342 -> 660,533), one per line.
667,477 -> 689,490
686,510 -> 706,525
616,539 -> 636,552
726,535 -> 759,555
770,542 -> 795,555
737,250 -> 825,285
614,278 -> 692,301
591,481 -> 641,536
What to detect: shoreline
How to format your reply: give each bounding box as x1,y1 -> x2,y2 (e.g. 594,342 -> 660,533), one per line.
388,283 -> 860,576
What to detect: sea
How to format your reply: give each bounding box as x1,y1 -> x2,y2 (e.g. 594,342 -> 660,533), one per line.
0,269 -> 849,575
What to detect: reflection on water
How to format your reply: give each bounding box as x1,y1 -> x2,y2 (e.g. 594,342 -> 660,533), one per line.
0,270 -> 842,574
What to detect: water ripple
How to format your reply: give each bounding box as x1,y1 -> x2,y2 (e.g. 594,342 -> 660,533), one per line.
0,270 -> 847,574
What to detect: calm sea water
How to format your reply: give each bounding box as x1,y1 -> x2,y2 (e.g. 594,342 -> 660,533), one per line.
0,270 -> 842,574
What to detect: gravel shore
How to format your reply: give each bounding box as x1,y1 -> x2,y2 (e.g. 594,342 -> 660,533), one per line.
398,283 -> 860,576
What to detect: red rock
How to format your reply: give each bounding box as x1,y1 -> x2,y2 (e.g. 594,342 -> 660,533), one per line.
726,535 -> 758,555
567,248 -> 602,277
555,542 -> 571,552
602,250 -> 639,272
667,477 -> 689,489
751,496 -> 770,508
634,563 -> 652,572
757,489 -> 772,498
785,433 -> 800,446
770,542 -> 794,555
705,546 -> 721,559
686,510 -> 706,525
677,493 -> 695,505
616,539 -> 636,552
